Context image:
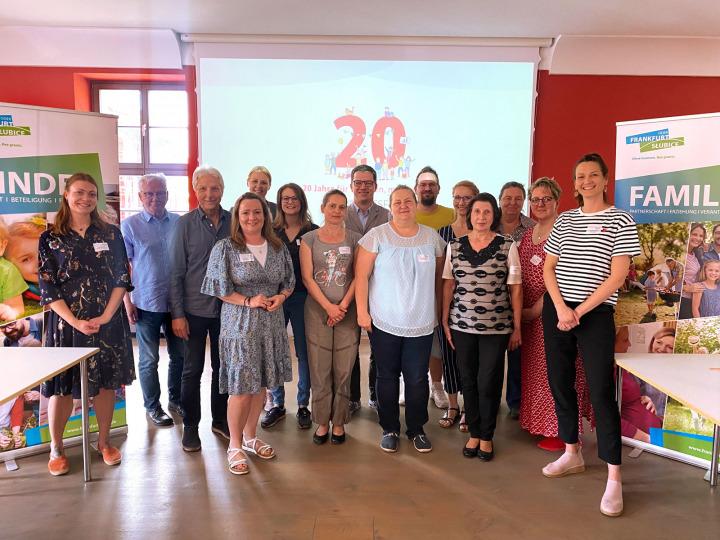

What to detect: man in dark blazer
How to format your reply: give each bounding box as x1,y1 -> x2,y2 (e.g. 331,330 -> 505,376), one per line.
344,164 -> 390,413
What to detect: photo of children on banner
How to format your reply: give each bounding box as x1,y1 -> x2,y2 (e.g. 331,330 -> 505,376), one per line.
614,322 -> 673,443
0,213 -> 47,323
665,316 -> 718,438
0,314 -> 43,451
616,222 -> 686,326
678,221 -> 720,319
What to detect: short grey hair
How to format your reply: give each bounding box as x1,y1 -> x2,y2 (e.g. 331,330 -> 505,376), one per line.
139,173 -> 168,191
192,165 -> 224,190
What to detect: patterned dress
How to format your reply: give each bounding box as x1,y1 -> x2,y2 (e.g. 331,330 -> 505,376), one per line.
201,238 -> 295,395
518,228 -> 592,437
38,223 -> 135,398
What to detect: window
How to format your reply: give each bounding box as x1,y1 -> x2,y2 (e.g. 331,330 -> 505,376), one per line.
92,83 -> 190,221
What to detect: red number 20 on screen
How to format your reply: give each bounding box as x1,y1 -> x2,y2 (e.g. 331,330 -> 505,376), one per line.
334,114 -> 406,168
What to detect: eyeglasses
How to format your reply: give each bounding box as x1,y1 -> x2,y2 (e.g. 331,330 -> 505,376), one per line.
352,180 -> 375,188
529,196 -> 555,205
453,195 -> 473,203
281,196 -> 299,203
140,191 -> 168,199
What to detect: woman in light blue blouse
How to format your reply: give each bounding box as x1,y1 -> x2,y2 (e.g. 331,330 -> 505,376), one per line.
355,185 -> 446,455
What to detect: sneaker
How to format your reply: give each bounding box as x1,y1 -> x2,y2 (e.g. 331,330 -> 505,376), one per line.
260,406 -> 286,429
168,401 -> 185,418
211,421 -> 231,441
147,407 -> 173,426
368,399 -> 378,410
349,401 -> 361,415
48,454 -> 70,476
380,432 -> 399,453
296,407 -> 312,429
430,382 -> 449,409
182,426 -> 201,452
412,433 -> 433,453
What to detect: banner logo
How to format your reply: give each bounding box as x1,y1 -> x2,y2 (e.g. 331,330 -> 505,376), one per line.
625,127 -> 684,153
0,115 -> 32,137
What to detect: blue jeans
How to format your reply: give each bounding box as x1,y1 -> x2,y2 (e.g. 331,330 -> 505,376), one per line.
369,325 -> 432,438
270,291 -> 311,408
135,308 -> 185,412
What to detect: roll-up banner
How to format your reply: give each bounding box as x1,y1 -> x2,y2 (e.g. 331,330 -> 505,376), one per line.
615,113 -> 719,465
0,102 -> 125,461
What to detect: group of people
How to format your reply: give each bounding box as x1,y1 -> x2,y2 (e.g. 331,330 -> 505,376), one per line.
37,152 -> 639,517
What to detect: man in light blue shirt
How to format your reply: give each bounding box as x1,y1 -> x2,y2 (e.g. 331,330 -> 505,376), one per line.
122,173 -> 183,427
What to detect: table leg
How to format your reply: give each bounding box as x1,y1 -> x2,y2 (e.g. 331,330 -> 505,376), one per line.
80,357 -> 91,482
711,424 -> 719,488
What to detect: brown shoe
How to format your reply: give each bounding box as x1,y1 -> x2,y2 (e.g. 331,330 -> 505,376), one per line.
99,446 -> 122,466
48,455 -> 70,476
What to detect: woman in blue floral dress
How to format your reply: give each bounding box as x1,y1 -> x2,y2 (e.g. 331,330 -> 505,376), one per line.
202,192 -> 294,475
38,173 -> 135,476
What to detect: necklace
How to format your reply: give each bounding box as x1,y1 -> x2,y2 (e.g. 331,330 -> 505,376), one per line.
532,223 -> 554,244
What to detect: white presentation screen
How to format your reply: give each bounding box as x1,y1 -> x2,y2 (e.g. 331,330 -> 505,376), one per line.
198,58 -> 536,216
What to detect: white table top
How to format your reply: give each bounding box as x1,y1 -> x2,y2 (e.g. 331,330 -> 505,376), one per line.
615,353 -> 720,426
0,347 -> 99,405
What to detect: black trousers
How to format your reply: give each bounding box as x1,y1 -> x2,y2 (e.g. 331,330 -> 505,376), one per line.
452,330 -> 510,441
542,294 -> 622,465
180,313 -> 228,428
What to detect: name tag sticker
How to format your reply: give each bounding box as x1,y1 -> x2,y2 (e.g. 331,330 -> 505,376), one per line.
530,254 -> 543,266
339,246 -> 351,255
239,253 -> 254,262
93,242 -> 109,253
586,224 -> 603,234
296,239 -> 301,246
417,254 -> 430,263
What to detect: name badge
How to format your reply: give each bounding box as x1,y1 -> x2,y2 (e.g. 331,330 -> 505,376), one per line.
339,246 -> 351,255
296,239 -> 301,246
93,242 -> 109,253
586,224 -> 602,234
239,253 -> 254,262
417,254 -> 430,263
530,254 -> 542,266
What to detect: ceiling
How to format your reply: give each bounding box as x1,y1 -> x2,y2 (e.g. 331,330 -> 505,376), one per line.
2,0 -> 719,39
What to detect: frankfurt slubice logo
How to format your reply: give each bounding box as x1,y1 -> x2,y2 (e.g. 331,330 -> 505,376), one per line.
0,115 -> 31,136
625,128 -> 684,153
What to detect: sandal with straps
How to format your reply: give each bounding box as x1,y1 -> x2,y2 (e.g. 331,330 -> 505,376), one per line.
242,436 -> 276,460
438,407 -> 460,428
227,448 -> 249,475
458,410 -> 469,433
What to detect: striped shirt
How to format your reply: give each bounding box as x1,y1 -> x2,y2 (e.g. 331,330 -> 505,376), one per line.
544,206 -> 640,306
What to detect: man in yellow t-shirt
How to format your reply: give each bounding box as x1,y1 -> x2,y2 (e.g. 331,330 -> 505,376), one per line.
413,166 -> 453,410
414,166 -> 454,230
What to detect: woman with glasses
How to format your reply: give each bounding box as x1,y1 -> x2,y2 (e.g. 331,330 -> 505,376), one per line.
518,178 -> 592,452
262,184 -> 318,430
436,180 -> 479,432
541,153 -> 640,517
441,193 -> 522,462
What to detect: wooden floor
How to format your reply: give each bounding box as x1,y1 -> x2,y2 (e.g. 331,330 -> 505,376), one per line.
3,338 -> 719,539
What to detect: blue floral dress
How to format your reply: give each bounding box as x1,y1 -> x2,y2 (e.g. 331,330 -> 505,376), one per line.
38,223 -> 135,398
201,238 -> 295,394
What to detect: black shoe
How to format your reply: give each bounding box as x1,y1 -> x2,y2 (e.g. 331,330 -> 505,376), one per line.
313,429 -> 329,445
463,444 -> 479,458
168,401 -> 185,418
182,426 -> 201,452
478,446 -> 495,462
331,431 -> 346,445
211,421 -> 230,441
261,406 -> 286,429
380,432 -> 399,453
412,433 -> 433,453
509,407 -> 520,420
147,407 -> 173,426
296,407 -> 312,430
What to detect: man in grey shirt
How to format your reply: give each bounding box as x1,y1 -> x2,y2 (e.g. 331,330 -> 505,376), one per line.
170,165 -> 231,452
344,164 -> 390,413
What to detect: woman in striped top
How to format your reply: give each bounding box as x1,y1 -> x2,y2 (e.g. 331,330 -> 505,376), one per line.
541,153 -> 640,518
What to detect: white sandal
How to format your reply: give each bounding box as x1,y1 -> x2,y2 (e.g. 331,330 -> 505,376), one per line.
227,448 -> 249,475
242,436 -> 276,460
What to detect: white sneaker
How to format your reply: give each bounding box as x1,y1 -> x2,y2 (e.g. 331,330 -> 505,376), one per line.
431,381 -> 449,409
399,376 -> 405,406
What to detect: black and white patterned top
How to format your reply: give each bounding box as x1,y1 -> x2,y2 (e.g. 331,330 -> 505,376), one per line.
443,234 -> 521,335
544,206 -> 640,306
